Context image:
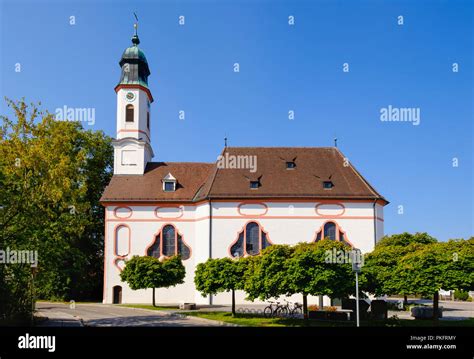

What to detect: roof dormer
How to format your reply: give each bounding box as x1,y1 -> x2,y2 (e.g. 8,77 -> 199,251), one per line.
162,173 -> 177,192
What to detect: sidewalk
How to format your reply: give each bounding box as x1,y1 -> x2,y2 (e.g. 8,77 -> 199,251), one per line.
35,307 -> 83,327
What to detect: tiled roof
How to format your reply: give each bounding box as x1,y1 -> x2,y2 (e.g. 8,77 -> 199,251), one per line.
100,147 -> 387,204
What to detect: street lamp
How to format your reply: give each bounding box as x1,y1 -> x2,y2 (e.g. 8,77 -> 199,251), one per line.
351,249 -> 362,328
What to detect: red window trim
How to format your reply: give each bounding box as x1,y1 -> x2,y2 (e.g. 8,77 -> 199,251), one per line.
228,220 -> 273,258
313,220 -> 354,247
145,223 -> 192,260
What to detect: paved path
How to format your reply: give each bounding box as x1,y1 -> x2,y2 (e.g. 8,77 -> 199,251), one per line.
35,299 -> 473,327
35,302 -> 224,327
388,298 -> 474,320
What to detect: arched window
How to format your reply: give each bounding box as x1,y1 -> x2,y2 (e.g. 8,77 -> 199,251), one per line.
324,222 -> 336,241
314,221 -> 353,246
162,225 -> 176,256
230,222 -> 272,258
126,104 -> 134,122
146,224 -> 191,260
114,225 -> 130,257
147,112 -> 150,129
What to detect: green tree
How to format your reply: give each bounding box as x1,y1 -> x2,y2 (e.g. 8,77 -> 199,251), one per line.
0,98 -> 113,309
194,257 -> 248,316
287,241 -> 354,318
120,255 -> 185,306
395,239 -> 473,319
361,232 -> 437,305
0,263 -> 34,324
244,245 -> 294,302
376,232 -> 437,248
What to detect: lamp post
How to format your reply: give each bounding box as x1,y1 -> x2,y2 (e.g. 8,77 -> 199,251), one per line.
352,249 -> 362,328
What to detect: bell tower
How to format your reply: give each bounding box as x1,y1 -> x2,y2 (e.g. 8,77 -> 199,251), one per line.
113,19 -> 154,175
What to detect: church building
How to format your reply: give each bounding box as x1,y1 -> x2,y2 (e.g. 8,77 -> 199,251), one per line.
100,29 -> 388,305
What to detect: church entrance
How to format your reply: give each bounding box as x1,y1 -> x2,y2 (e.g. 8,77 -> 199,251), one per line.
113,286 -> 122,304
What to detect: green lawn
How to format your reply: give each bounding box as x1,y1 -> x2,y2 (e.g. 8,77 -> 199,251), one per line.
116,305 -> 474,327
181,311 -> 474,327
182,312 -> 354,327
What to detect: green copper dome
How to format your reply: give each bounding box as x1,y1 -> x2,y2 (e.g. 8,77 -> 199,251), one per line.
117,35 -> 151,88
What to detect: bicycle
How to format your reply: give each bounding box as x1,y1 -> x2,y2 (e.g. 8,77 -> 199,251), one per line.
290,301 -> 303,317
263,300 -> 290,318
281,299 -> 303,318
264,300 -> 283,317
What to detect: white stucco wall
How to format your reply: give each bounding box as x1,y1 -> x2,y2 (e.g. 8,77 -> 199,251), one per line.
113,88 -> 153,175
103,200 -> 385,305
116,88 -> 150,142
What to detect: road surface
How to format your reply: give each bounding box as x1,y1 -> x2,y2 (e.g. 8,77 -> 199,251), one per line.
35,302 -> 224,327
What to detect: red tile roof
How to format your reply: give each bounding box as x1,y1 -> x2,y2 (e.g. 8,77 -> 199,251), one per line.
100,147 -> 387,204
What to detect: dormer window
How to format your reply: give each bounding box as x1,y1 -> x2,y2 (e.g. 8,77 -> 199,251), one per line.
323,181 -> 334,189
164,181 -> 175,192
286,161 -> 296,169
162,173 -> 177,192
250,180 -> 260,189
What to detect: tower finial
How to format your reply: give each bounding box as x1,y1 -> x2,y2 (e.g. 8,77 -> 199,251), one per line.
132,12 -> 140,46
224,136 -> 228,148
334,137 -> 338,148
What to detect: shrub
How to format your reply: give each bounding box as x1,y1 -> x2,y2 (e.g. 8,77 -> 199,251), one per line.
453,290 -> 470,301
0,264 -> 33,324
308,305 -> 319,312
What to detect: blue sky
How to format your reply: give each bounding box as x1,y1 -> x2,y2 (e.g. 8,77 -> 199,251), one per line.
1,0 -> 472,241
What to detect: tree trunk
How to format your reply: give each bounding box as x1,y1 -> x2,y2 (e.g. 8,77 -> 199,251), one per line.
403,295 -> 408,307
433,291 -> 439,321
231,289 -> 236,317
152,288 -> 156,307
303,294 -> 308,320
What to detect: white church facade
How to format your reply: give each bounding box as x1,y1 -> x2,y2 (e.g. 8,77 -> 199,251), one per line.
101,30 -> 388,305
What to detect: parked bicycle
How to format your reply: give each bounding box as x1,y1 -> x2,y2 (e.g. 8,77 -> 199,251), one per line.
280,299 -> 303,317
264,300 -> 283,318
288,301 -> 303,317
264,300 -> 303,318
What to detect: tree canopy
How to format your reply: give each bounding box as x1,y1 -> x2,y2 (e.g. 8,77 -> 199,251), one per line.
120,255 -> 185,306
361,232 -> 437,297
194,257 -> 248,315
0,98 -> 113,311
395,239 -> 474,296
243,245 -> 294,301
287,241 -> 354,299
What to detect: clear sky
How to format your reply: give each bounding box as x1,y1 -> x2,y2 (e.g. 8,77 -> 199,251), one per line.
1,0 -> 472,241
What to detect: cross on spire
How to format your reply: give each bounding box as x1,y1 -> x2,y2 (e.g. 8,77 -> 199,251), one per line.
132,12 -> 140,46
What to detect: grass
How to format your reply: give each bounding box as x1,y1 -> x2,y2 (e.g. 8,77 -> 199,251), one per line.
119,304 -> 178,311
181,311 -> 474,327
182,311 -> 354,327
